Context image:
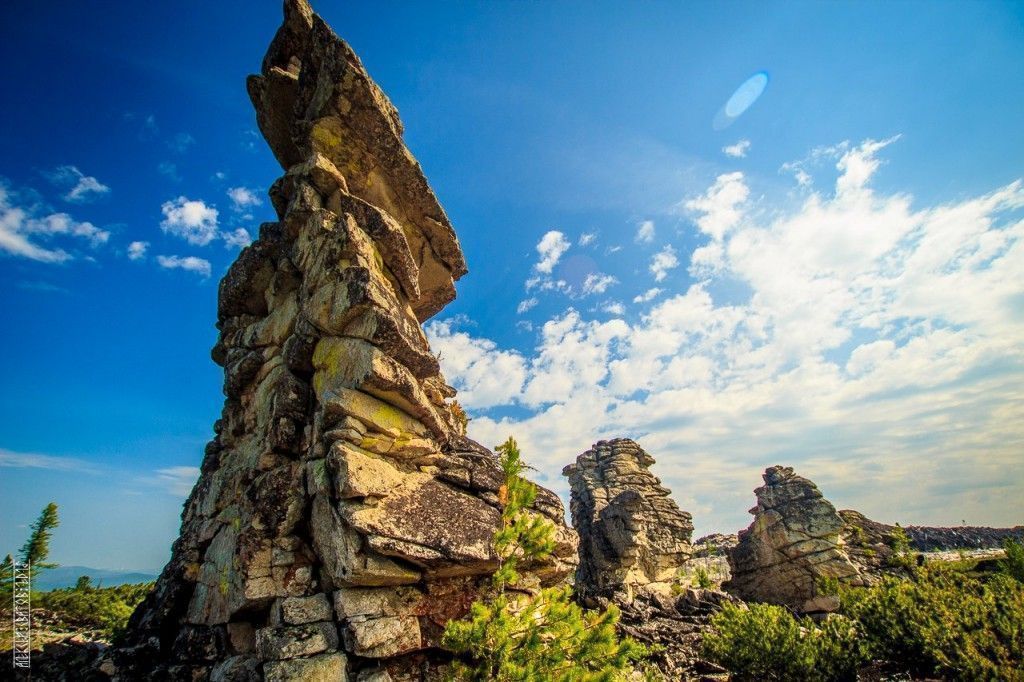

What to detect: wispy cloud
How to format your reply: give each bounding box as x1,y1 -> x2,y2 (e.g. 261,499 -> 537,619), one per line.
517,297 -> 539,314
635,220 -> 655,244
0,181 -> 109,262
220,228 -> 251,249
127,241 -> 149,261
578,232 -> 596,247
157,254 -> 212,278
46,166 -> 111,203
649,245 -> 679,282
157,162 -> 181,182
534,230 -> 570,274
582,272 -> 618,296
722,139 -> 751,158
0,448 -> 96,473
227,186 -> 261,212
153,466 -> 199,496
633,287 -> 662,304
168,132 -> 195,154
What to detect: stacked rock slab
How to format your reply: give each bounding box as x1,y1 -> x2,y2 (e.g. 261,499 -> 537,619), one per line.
563,439 -> 694,598
725,466 -> 866,613
110,2 -> 575,680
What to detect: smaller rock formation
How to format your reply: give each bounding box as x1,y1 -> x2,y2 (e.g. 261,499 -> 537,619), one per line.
565,439 -> 736,679
563,438 -> 694,597
725,466 -> 866,613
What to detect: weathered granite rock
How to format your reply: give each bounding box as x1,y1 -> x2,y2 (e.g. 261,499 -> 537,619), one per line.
563,438 -> 694,598
109,2 -> 575,679
725,466 -> 867,613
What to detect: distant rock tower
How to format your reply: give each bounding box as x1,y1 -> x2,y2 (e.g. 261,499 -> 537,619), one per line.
111,2 -> 575,679
563,439 -> 693,598
725,465 -> 866,613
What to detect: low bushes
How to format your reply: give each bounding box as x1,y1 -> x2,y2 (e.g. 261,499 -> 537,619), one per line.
704,541 -> 1024,681
35,578 -> 154,640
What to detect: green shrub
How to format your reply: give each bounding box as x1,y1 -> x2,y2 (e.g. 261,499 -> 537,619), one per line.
704,602 -> 865,681
841,563 -> 1024,680
693,566 -> 713,589
1000,537 -> 1024,582
35,579 -> 154,640
443,437 -> 650,681
703,602 -> 817,681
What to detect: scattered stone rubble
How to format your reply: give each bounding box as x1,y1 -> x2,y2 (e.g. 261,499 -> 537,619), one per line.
725,465 -> 867,613
563,438 -> 694,598
105,1 -> 575,679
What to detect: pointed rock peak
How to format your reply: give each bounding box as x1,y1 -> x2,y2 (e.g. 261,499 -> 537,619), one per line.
248,0 -> 466,320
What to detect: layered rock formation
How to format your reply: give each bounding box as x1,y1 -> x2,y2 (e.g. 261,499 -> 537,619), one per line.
563,439 -> 694,598
109,2 -> 575,679
725,466 -> 866,613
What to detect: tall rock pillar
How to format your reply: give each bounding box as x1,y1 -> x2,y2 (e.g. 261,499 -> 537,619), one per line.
563,438 -> 694,599
111,2 -> 575,679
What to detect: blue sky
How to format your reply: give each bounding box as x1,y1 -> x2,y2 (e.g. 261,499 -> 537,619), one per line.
1,1 -> 1022,570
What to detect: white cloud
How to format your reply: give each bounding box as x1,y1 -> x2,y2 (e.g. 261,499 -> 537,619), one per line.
127,241 -> 149,260
221,227 -> 252,249
650,245 -> 679,282
602,301 -> 626,316
160,197 -> 219,246
47,165 -> 111,202
154,466 -> 200,496
430,137 -> 1024,535
578,232 -> 596,247
517,297 -> 539,314
0,183 -> 108,262
534,230 -> 570,274
635,220 -> 655,244
633,287 -> 662,304
426,320 -> 529,408
722,139 -> 751,158
157,254 -> 212,278
684,171 -> 749,241
582,272 -> 618,296
0,447 -> 95,472
227,186 -> 262,212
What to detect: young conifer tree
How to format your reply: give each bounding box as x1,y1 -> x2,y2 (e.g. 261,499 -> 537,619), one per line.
442,437 -> 650,681
1,502 -> 60,601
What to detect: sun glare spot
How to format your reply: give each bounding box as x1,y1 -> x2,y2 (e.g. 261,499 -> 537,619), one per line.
714,71 -> 769,130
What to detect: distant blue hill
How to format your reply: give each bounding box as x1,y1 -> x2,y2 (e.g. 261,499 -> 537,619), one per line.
34,566 -> 159,591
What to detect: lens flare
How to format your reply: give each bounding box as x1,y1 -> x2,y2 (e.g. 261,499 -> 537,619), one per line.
713,71 -> 769,130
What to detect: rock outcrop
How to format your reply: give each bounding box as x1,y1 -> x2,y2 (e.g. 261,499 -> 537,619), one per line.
108,2 -> 575,679
725,466 -> 866,613
563,439 -> 693,598
566,440 -> 736,680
